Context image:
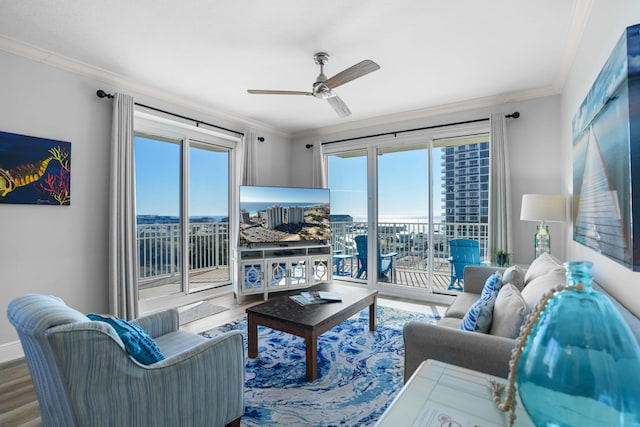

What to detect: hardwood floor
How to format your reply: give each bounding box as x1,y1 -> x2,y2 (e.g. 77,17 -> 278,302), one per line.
0,291 -> 447,427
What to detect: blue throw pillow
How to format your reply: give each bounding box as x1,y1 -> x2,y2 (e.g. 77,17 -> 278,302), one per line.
88,313 -> 165,365
480,270 -> 503,300
460,271 -> 503,333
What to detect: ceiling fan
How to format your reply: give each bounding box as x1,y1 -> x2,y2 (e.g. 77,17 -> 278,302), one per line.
247,52 -> 380,118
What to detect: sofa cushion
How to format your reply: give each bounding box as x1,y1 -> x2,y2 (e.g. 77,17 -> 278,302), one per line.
444,292 -> 482,319
502,265 -> 525,291
521,269 -> 566,310
436,317 -> 463,329
460,271 -> 502,333
88,313 -> 165,365
524,252 -> 564,285
490,284 -> 529,338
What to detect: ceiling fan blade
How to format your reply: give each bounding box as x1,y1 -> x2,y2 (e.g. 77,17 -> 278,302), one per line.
327,95 -> 351,118
247,90 -> 312,95
324,60 -> 380,89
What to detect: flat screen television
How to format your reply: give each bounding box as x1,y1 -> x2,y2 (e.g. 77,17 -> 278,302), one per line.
239,185 -> 330,246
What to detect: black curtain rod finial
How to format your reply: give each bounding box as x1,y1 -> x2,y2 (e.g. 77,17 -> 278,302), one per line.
506,111 -> 520,119
306,144 -> 314,149
257,136 -> 265,142
96,89 -> 113,99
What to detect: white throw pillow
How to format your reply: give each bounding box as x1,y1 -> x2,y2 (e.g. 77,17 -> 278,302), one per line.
521,269 -> 566,310
502,265 -> 525,291
490,284 -> 529,338
523,252 -> 564,285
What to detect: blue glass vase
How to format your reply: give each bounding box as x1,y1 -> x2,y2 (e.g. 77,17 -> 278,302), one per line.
517,261 -> 640,426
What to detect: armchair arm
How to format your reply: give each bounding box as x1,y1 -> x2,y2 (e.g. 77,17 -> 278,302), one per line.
131,309 -> 179,338
403,321 -> 514,381
48,326 -> 245,427
462,266 -> 506,294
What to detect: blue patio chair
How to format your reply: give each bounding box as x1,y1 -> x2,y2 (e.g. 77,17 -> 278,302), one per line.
354,235 -> 397,281
448,238 -> 481,291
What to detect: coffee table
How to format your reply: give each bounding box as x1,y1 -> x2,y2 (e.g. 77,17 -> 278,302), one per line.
246,282 -> 378,381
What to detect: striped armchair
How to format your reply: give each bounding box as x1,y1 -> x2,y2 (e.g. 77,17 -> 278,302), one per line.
7,294 -> 245,427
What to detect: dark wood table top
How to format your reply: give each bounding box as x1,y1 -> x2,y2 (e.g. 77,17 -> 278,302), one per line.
246,282 -> 377,329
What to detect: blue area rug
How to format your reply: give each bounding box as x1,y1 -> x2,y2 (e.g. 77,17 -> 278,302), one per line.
199,305 -> 439,427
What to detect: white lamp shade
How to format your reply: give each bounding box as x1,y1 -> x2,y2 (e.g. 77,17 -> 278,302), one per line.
520,194 -> 567,222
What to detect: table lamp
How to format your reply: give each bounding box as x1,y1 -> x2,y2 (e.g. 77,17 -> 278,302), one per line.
520,194 -> 566,258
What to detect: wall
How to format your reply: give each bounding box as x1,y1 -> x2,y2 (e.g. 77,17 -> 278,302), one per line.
560,0 -> 640,316
0,50 -> 291,358
291,95 -> 564,266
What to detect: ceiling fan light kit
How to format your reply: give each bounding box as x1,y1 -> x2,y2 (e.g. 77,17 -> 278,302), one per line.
247,52 -> 380,118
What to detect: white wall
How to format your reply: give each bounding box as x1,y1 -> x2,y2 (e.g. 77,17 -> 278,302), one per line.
0,50 -> 291,358
560,0 -> 640,316
291,95 -> 564,266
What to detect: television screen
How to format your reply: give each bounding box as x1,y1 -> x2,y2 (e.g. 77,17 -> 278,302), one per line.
240,185 -> 330,246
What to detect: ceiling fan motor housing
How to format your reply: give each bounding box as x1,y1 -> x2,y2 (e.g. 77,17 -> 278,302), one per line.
248,50 -> 379,118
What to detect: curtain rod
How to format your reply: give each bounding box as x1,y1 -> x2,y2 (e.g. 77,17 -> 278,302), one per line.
305,111 -> 520,148
96,90 -> 245,137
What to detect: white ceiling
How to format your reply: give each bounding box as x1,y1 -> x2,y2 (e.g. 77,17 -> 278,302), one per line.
0,0 -> 591,135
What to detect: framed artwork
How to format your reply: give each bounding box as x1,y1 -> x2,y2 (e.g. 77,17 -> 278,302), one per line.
572,24 -> 639,271
0,131 -> 71,205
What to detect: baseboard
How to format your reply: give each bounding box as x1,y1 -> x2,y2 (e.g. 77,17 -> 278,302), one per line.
0,340 -> 24,364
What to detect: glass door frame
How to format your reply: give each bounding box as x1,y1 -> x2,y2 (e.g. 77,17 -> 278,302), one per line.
323,120 -> 490,301
135,111 -> 241,313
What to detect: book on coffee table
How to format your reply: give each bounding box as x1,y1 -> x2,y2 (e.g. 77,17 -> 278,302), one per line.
290,291 -> 343,306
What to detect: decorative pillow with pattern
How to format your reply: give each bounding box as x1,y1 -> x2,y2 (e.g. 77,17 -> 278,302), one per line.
480,271 -> 503,300
460,271 -> 503,333
88,313 -> 165,365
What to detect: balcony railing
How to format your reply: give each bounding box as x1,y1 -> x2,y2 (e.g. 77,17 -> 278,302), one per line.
330,221 -> 489,261
137,222 -> 229,288
136,220 -> 489,292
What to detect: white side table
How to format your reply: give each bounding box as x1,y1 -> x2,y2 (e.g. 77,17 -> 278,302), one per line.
376,360 -> 534,427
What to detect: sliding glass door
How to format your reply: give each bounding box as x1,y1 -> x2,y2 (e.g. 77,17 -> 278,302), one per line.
134,120 -> 234,304
135,135 -> 184,299
328,150 -> 368,282
326,123 -> 490,298
188,141 -> 230,293
377,144 -> 429,286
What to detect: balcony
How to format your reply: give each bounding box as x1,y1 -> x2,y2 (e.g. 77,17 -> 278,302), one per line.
137,222 -> 230,299
136,220 -> 489,298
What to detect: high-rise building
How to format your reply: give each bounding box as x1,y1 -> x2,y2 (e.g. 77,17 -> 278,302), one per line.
266,206 -> 284,228
441,142 -> 490,224
288,206 -> 305,224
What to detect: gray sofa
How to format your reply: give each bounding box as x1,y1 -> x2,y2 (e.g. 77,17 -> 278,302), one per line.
403,253 -> 640,381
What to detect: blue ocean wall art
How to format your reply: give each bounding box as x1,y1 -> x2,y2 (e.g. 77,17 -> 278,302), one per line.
572,24 -> 640,271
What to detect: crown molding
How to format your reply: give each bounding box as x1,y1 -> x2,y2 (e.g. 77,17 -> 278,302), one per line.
552,0 -> 594,91
0,35 -> 289,139
293,85 -> 559,140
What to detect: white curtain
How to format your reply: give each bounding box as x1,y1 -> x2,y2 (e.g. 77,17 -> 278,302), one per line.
489,113 -> 513,257
108,93 -> 138,319
242,131 -> 258,185
312,142 -> 327,188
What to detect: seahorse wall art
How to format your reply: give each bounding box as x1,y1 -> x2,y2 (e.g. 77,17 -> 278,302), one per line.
0,131 -> 71,205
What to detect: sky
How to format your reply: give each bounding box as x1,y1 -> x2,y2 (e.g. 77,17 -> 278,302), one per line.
135,136 -> 229,217
328,147 -> 443,222
135,135 -> 446,221
241,185 -> 329,204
